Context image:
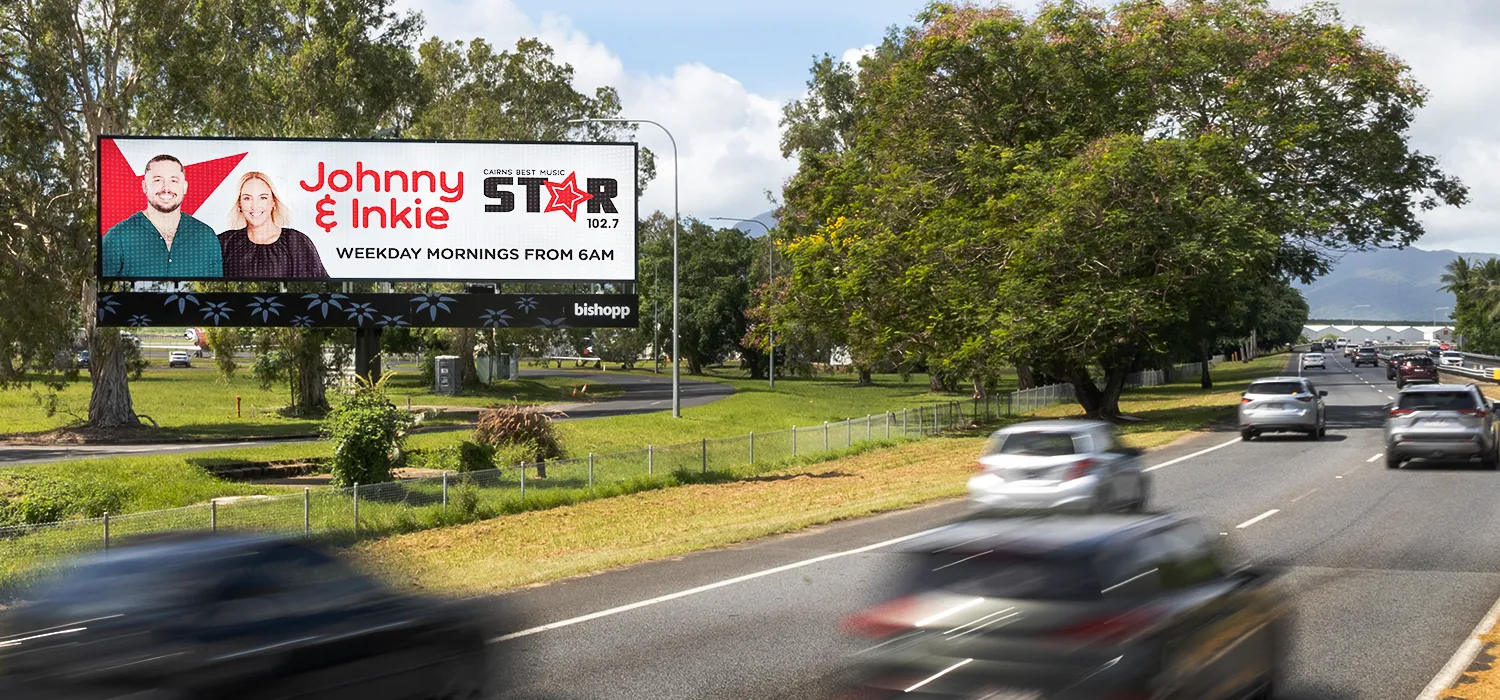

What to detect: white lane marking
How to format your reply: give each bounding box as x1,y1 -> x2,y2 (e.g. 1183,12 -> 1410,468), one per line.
915,597 -> 985,627
905,658 -> 973,693
1143,437 -> 1241,473
487,525 -> 947,643
1290,488 -> 1320,503
1340,464 -> 1365,478
1236,509 -> 1280,529
1366,453 -> 1384,463
1415,593 -> 1500,700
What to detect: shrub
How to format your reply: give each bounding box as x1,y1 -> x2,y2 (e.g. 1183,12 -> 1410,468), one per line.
473,404 -> 566,462
320,374 -> 414,487
413,440 -> 494,473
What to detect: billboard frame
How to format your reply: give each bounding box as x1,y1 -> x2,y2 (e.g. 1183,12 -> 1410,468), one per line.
96,134 -> 640,285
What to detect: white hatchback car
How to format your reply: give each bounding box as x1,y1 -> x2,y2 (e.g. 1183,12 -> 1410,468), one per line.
968,420 -> 1148,514
1302,352 -> 1326,370
1441,351 -> 1465,367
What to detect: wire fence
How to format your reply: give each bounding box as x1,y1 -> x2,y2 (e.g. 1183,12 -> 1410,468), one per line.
0,359 -> 1221,590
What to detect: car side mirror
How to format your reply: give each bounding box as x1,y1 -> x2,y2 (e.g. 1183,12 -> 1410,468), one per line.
1319,391 -> 1328,397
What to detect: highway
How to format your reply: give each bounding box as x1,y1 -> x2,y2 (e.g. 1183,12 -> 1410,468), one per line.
478,354 -> 1500,699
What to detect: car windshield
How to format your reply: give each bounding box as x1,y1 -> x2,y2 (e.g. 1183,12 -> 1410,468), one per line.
986,431 -> 1076,457
1398,391 -> 1477,411
917,551 -> 1103,601
1247,381 -> 1306,395
1358,349 -> 1376,354
1444,352 -> 1463,358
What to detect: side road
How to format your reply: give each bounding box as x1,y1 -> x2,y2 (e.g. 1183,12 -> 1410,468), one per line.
0,370 -> 733,467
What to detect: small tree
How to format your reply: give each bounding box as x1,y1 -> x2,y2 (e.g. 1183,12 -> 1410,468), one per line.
321,373 -> 413,487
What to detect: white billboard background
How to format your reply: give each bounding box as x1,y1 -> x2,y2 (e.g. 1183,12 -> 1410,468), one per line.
104,137 -> 637,281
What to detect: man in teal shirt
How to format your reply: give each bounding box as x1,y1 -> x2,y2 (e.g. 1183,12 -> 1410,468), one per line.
101,154 -> 223,278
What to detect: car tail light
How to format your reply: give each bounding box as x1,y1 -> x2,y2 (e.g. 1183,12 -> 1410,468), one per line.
842,597 -> 918,639
1295,395 -> 1315,403
1054,606 -> 1166,644
1390,408 -> 1414,417
1240,397 -> 1252,404
1063,458 -> 1096,481
1459,409 -> 1487,417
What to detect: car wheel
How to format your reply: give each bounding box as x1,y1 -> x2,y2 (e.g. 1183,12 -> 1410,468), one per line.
1386,452 -> 1403,469
1316,424 -> 1327,439
1241,429 -> 1254,442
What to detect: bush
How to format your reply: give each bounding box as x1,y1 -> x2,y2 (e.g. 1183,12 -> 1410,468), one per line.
320,374 -> 414,487
0,475 -> 128,527
412,440 -> 494,473
473,404 -> 566,462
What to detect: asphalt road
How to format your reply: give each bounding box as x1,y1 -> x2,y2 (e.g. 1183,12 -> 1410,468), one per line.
477,354 -> 1500,700
0,369 -> 733,467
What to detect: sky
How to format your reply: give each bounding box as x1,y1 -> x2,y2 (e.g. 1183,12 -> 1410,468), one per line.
397,0 -> 1500,253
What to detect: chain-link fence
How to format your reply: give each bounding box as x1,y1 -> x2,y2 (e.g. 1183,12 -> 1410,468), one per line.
1124,356 -> 1227,390
0,364 -> 1219,590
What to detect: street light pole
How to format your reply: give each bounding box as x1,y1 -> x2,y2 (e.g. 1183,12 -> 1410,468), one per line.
570,117 -> 681,417
711,216 -> 774,388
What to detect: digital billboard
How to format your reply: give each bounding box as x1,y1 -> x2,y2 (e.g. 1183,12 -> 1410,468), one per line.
97,135 -> 638,282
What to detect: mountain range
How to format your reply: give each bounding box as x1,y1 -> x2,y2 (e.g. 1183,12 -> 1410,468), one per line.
1297,247 -> 1494,322
721,214 -> 1477,323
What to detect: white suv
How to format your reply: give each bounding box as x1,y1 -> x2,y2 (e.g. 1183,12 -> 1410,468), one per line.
1441,351 -> 1464,367
1302,352 -> 1326,370
168,351 -> 191,368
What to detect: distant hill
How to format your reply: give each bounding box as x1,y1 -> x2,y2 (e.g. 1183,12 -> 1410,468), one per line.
1298,247 -> 1497,321
727,211 -> 777,237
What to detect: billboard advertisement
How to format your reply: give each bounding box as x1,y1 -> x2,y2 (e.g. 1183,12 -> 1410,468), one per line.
97,135 -> 638,282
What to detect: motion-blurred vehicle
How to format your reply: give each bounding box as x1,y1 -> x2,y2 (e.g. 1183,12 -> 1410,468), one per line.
1427,345 -> 1444,357
74,350 -> 88,369
1301,352 -> 1325,370
1396,355 -> 1438,388
1387,353 -> 1412,381
840,513 -> 1288,700
1322,340 -> 1336,351
1343,344 -> 1357,359
1352,347 -> 1379,367
1386,384 -> 1500,470
0,535 -> 490,700
1441,351 -> 1464,367
168,350 -> 192,368
1362,339 -> 1374,347
1238,377 -> 1327,441
968,421 -> 1148,514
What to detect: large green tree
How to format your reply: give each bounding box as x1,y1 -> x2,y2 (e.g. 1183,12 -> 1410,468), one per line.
774,0 -> 1466,419
640,214 -> 757,374
0,0 -> 423,427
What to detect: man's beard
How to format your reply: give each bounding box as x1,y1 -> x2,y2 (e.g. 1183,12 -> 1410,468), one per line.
149,195 -> 181,214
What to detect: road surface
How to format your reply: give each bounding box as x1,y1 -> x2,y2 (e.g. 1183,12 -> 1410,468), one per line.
0,369 -> 733,467
478,354 -> 1500,699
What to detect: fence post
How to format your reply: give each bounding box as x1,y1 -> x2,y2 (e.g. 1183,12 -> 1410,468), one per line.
588,453 -> 595,488
903,408 -> 908,436
867,415 -> 872,441
442,472 -> 449,511
210,500 -> 217,533
749,431 -> 755,464
103,511 -> 110,553
886,412 -> 891,439
846,418 -> 851,447
824,421 -> 829,451
793,427 -> 798,456
304,488 -> 310,537
648,445 -> 654,476
353,483 -> 360,537
520,463 -> 526,502
701,438 -> 707,474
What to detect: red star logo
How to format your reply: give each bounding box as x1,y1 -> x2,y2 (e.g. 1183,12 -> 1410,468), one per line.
98,138 -> 248,235
543,172 -> 594,222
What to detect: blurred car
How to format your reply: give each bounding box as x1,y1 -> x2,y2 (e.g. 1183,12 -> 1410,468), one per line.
1238,377 -> 1327,441
1301,352 -> 1325,370
1387,353 -> 1411,381
0,535 -> 490,700
1397,355 -> 1438,388
1322,340 -> 1336,351
74,350 -> 88,369
840,513 -> 1288,700
1352,347 -> 1379,367
1427,345 -> 1444,357
1386,384 -> 1500,470
169,350 -> 191,368
1441,351 -> 1465,367
968,421 -> 1148,514
1343,344 -> 1357,359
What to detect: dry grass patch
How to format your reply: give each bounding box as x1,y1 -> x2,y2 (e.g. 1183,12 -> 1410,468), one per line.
1429,630 -> 1500,699
350,436 -> 983,596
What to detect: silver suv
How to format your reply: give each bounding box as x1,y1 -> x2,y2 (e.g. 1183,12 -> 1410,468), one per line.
1239,377 -> 1327,441
1386,384 -> 1500,469
968,420 -> 1148,513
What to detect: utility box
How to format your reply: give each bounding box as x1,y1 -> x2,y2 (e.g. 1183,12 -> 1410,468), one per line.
476,353 -> 513,383
434,355 -> 461,396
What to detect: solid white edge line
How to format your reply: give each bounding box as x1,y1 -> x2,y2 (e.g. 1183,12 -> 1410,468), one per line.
1143,437 -> 1241,473
1366,453 -> 1384,463
905,658 -> 974,693
487,525 -> 947,644
1416,593 -> 1500,700
1235,509 -> 1280,529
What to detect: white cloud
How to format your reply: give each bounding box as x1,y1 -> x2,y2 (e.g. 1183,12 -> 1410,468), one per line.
396,0 -> 792,222
841,44 -> 877,70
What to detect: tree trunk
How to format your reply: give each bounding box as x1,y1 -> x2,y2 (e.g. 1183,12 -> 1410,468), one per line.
85,279 -> 139,428
687,353 -> 703,375
1200,338 -> 1214,390
744,348 -> 766,379
1065,366 -> 1126,421
972,376 -> 986,399
929,372 -> 945,392
857,367 -> 873,386
1015,364 -> 1037,390
455,328 -> 478,384
292,330 -> 328,415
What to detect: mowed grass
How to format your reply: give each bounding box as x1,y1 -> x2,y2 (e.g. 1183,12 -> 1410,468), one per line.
0,369 -> 605,438
351,436 -> 984,595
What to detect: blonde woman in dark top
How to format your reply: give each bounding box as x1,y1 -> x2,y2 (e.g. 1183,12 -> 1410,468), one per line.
219,171 -> 329,280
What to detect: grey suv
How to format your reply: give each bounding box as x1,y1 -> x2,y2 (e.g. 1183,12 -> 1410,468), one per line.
1239,377 -> 1328,441
1386,384 -> 1500,469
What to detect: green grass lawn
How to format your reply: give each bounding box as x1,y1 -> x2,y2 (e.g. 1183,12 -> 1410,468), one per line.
0,369 -> 611,438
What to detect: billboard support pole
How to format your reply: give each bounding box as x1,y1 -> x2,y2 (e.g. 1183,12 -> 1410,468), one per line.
354,327 -> 382,384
